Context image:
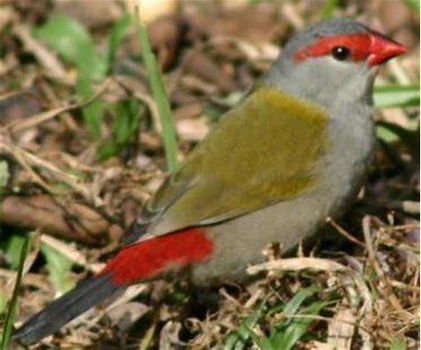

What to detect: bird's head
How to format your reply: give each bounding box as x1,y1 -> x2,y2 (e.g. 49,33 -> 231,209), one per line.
266,18 -> 407,106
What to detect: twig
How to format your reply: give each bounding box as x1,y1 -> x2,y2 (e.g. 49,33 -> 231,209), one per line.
362,216 -> 404,312
13,24 -> 69,82
327,217 -> 366,249
4,78 -> 112,134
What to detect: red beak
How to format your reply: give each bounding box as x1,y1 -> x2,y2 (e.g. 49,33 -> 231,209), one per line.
368,33 -> 407,66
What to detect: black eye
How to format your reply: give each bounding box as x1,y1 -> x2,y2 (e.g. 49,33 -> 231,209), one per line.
331,46 -> 350,61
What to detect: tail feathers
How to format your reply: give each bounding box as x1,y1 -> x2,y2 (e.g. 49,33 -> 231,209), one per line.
14,274 -> 119,345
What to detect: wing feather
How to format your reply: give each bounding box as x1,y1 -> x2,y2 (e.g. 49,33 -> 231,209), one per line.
143,86 -> 329,236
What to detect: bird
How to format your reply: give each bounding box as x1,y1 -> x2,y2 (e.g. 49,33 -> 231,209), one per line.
14,18 -> 406,345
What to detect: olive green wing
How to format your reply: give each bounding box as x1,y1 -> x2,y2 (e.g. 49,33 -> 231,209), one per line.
145,86 -> 329,236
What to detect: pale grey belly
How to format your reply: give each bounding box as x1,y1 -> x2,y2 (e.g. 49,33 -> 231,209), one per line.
191,187 -> 332,285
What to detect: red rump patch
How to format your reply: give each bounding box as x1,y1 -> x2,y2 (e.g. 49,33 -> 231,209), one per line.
100,228 -> 213,285
294,33 -> 371,62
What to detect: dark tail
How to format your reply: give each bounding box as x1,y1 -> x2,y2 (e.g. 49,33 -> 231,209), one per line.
13,274 -> 120,345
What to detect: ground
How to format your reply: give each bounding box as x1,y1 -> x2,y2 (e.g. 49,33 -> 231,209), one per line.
0,0 -> 419,349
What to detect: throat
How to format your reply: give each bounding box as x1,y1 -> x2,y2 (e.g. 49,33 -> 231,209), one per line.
264,60 -> 373,113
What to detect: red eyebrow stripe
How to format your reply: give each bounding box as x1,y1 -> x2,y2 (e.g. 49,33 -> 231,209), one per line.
294,33 -> 372,62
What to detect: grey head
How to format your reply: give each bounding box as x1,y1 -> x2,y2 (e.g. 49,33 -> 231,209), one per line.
265,18 -> 406,109
281,18 -> 369,60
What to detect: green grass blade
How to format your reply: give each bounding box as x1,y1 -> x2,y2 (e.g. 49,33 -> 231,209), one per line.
107,14 -> 132,72
390,336 -> 407,350
76,77 -> 106,139
405,0 -> 420,11
40,243 -> 75,294
243,325 -> 273,350
98,100 -> 143,160
0,235 -> 30,350
374,85 -> 420,109
321,0 -> 341,19
113,100 -> 142,144
35,15 -> 108,139
0,161 -> 9,189
376,124 -> 401,143
224,301 -> 267,350
134,4 -> 178,171
224,311 -> 261,350
34,15 -> 106,81
2,235 -> 27,270
271,300 -> 330,350
282,286 -> 320,322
